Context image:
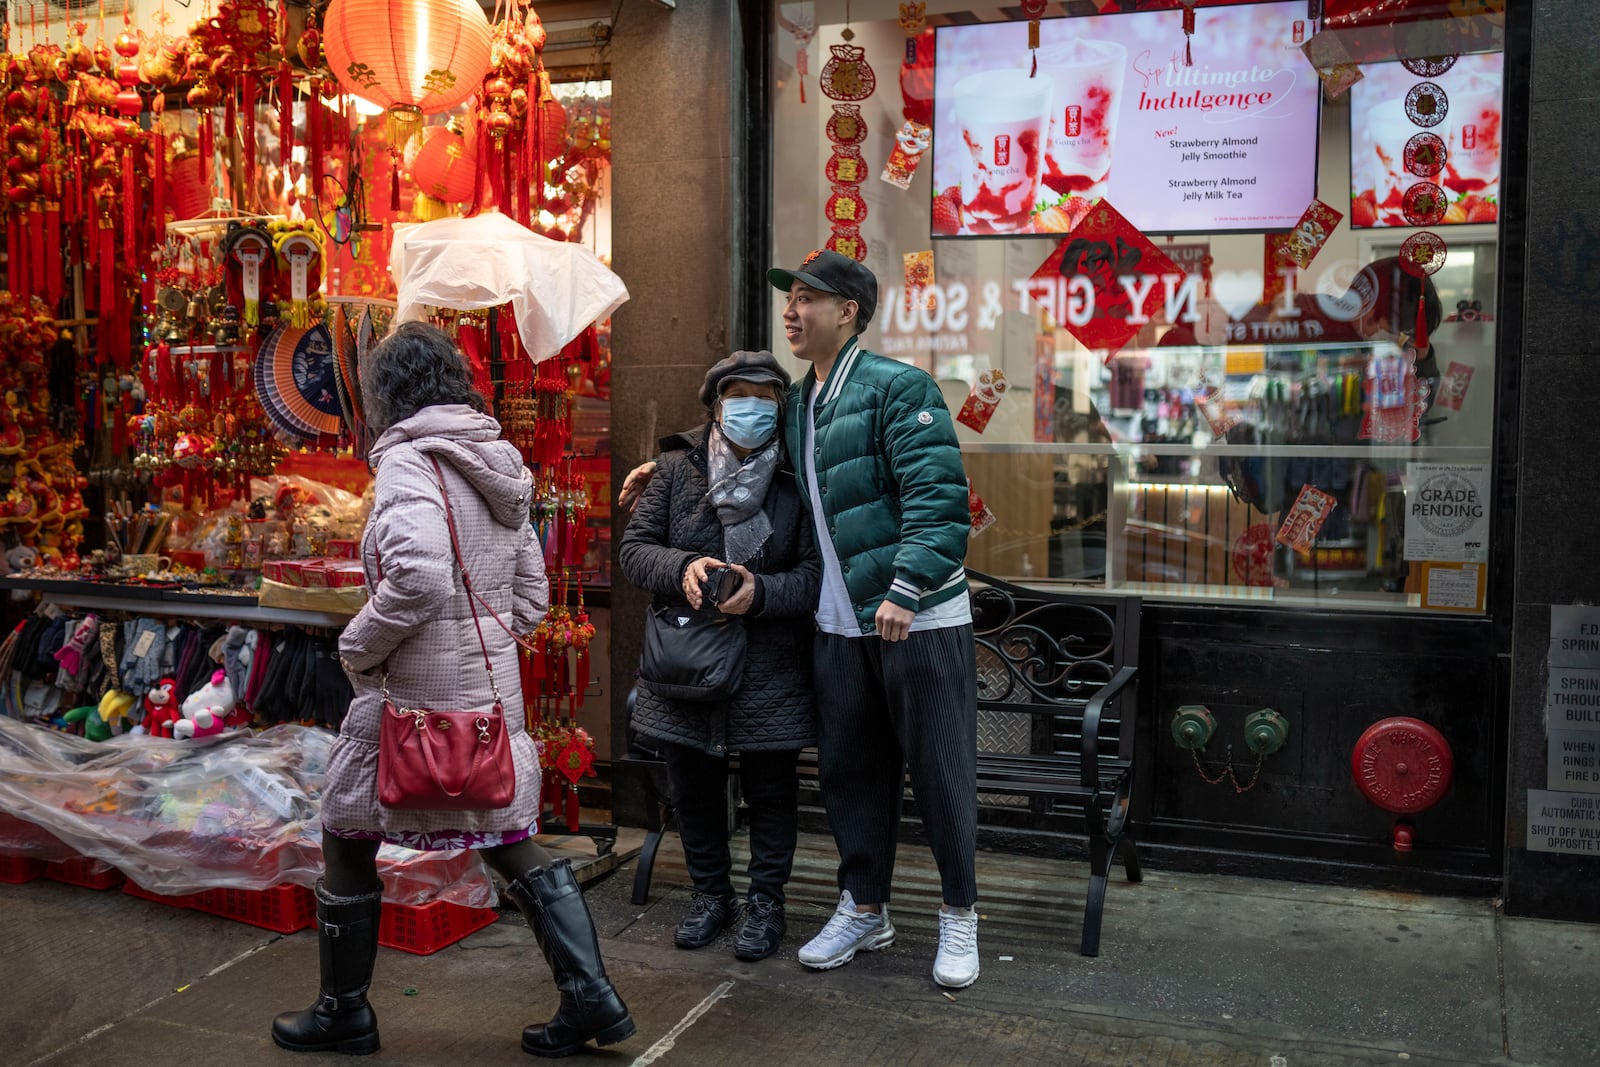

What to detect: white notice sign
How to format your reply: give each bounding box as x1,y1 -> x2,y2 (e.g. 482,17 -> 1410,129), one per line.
1549,605 -> 1600,669
1526,789 -> 1600,854
1546,666 -> 1600,732
1403,463 -> 1490,562
1547,731 -> 1600,793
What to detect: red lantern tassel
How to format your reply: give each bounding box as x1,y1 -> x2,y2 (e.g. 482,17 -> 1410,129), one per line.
225,87 -> 236,141
564,784 -> 579,832
277,61 -> 294,169
240,75 -> 258,203
1414,295 -> 1429,354
98,222 -> 116,360
5,213 -> 19,297
27,206 -> 44,300
122,156 -> 138,272
308,93 -> 323,192
152,132 -> 166,236
390,150 -> 401,212
45,203 -> 62,310
200,107 -> 214,170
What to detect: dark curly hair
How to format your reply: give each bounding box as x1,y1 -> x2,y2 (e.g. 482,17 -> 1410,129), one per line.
362,321 -> 487,431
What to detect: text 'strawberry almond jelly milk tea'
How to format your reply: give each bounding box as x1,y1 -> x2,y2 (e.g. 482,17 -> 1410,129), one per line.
953,68 -> 1052,233
1038,38 -> 1127,202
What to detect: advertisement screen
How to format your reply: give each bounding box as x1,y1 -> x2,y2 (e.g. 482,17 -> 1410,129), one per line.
931,1 -> 1321,238
1348,52 -> 1503,228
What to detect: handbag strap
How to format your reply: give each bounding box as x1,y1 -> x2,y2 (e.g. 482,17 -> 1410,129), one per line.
427,456 -> 502,700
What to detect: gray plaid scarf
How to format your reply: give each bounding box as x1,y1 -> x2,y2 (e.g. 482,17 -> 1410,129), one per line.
706,425 -> 779,565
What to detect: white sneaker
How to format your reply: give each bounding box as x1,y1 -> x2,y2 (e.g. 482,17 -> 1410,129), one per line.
932,906 -> 980,988
797,890 -> 896,970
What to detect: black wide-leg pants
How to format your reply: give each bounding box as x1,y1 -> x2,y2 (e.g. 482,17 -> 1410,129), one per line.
813,624 -> 978,908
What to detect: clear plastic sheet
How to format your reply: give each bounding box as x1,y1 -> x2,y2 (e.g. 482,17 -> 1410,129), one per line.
0,717 -> 495,907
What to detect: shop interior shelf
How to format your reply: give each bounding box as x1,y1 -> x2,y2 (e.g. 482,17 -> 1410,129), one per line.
378,899 -> 498,956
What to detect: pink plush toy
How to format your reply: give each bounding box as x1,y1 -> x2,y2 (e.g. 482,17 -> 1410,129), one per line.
174,669 -> 237,740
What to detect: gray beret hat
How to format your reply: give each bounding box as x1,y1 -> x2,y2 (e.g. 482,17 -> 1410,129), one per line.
699,350 -> 792,407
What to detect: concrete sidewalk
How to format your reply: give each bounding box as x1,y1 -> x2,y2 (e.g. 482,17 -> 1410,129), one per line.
5,828 -> 1596,1067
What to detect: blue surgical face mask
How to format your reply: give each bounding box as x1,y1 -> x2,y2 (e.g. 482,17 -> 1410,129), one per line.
719,396 -> 780,449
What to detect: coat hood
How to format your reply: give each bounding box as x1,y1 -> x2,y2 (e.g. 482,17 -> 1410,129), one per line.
370,404 -> 533,528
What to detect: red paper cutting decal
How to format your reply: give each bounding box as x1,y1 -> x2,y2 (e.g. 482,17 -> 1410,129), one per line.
956,369 -> 1008,433
1275,485 -> 1337,551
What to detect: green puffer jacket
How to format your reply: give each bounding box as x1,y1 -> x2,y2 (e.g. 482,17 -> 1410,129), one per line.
783,338 -> 970,634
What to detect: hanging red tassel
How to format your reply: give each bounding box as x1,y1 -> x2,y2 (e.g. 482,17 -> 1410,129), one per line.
1183,4 -> 1196,67
5,217 -> 17,297
308,92 -> 323,193
28,206 -> 45,301
240,74 -> 258,204
224,86 -> 237,141
1414,295 -> 1429,353
277,61 -> 295,169
390,149 -> 401,212
98,220 -> 116,363
122,153 -> 138,271
200,107 -> 214,171
45,203 -> 62,310
152,131 -> 166,238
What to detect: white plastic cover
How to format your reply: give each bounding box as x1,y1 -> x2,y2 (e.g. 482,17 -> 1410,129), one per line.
0,717 -> 495,906
390,212 -> 629,361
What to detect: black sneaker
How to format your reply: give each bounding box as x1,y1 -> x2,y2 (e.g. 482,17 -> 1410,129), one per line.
733,894 -> 787,961
674,891 -> 736,949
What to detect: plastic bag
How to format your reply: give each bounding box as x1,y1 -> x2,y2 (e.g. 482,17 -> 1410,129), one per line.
0,717 -> 494,906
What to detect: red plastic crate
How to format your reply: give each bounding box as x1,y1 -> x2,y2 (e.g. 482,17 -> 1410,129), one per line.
0,853 -> 46,884
122,879 -> 197,909
190,883 -> 316,934
378,899 -> 498,955
44,855 -> 126,890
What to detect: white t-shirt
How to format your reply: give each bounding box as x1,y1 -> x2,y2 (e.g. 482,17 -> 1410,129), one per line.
805,382 -> 971,637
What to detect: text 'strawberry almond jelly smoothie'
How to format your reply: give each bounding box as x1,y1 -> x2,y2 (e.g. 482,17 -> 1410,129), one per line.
953,68 -> 1052,233
1038,38 -> 1126,201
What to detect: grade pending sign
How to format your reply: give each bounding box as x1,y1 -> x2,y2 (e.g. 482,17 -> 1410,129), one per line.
1403,463 -> 1489,563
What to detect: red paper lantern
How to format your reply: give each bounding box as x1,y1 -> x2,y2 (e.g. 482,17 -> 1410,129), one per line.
323,0 -> 494,144
407,123 -> 477,202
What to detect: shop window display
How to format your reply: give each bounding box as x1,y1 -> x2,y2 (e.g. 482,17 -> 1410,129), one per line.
771,0 -> 1504,614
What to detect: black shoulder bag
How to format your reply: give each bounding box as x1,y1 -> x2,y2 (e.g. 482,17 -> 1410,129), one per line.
639,602 -> 747,702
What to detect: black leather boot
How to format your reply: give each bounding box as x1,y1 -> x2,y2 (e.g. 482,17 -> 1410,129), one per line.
507,859 -> 635,1058
270,881 -> 383,1055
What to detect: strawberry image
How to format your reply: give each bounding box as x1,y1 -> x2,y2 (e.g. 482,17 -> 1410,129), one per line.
932,186 -> 963,235
1466,197 -> 1497,223
1351,192 -> 1378,228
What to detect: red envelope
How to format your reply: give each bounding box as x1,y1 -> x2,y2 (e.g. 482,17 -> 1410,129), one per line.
1275,486 -> 1337,551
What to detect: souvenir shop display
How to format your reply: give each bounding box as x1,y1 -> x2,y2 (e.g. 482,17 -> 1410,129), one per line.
0,1 -> 623,880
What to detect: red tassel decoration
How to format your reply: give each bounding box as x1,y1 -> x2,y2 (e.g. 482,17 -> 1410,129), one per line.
200,107 -> 214,170
277,61 -> 295,169
240,75 -> 258,203
225,87 -> 236,141
152,132 -> 166,237
390,150 -> 401,212
122,155 -> 138,271
45,204 -> 62,310
1183,5 -> 1196,67
1414,295 -> 1429,354
98,221 -> 116,361
308,92 -> 323,192
28,206 -> 45,300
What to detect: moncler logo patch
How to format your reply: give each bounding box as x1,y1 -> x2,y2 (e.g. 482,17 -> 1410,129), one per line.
917,411 -> 934,425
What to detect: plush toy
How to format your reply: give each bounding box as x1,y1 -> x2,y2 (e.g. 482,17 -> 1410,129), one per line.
175,668 -> 236,739
63,705 -> 111,741
140,678 -> 181,738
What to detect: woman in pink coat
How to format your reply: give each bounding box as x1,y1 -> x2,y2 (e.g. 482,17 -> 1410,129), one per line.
272,322 -> 632,1058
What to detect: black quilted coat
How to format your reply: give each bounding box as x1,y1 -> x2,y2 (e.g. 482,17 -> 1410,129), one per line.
618,425 -> 820,756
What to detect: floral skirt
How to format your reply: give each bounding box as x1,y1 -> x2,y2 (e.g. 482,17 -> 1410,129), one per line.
324,823 -> 536,851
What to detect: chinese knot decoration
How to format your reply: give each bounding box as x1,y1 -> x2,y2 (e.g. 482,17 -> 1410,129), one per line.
821,43 -> 874,262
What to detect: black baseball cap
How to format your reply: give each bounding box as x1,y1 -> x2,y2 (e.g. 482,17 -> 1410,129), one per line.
768,250 -> 878,327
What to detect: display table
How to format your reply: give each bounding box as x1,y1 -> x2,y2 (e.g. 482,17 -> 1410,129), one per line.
0,576 -> 357,627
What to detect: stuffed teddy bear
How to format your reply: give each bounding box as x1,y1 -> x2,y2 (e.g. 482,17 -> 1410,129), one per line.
136,678 -> 181,738
174,668 -> 236,740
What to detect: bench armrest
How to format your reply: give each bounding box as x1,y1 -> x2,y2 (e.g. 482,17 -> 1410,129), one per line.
1078,664 -> 1138,792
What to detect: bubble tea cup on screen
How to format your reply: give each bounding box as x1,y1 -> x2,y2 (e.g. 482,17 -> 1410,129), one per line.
953,68 -> 1053,234
1038,38 -> 1127,203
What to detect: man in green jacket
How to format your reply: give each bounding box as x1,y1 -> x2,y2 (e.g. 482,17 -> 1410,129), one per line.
767,250 -> 980,989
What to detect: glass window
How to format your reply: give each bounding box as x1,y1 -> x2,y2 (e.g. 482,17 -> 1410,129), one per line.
770,1 -> 1504,613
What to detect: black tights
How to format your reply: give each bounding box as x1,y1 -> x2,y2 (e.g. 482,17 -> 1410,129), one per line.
321,832 -> 556,897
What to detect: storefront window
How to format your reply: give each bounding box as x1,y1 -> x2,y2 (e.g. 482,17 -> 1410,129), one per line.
771,1 -> 1505,614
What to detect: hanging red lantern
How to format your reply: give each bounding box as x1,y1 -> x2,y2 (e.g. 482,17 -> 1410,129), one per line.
322,0 -> 493,147
407,122 -> 477,202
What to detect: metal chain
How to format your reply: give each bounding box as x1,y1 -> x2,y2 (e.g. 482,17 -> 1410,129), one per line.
1189,746 -> 1267,794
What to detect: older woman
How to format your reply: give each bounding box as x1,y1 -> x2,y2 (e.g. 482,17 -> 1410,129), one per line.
271,322 -> 631,1058
619,350 -> 820,962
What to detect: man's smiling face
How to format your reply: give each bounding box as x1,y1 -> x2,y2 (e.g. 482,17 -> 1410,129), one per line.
781,281 -> 854,364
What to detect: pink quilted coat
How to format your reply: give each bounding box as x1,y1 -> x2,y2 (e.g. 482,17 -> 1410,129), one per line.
321,404 -> 550,838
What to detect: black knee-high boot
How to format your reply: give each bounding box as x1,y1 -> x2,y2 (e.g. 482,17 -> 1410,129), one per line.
506,860 -> 634,1058
270,881 -> 384,1055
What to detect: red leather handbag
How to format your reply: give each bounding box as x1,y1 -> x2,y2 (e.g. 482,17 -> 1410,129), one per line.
377,456 -> 516,811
